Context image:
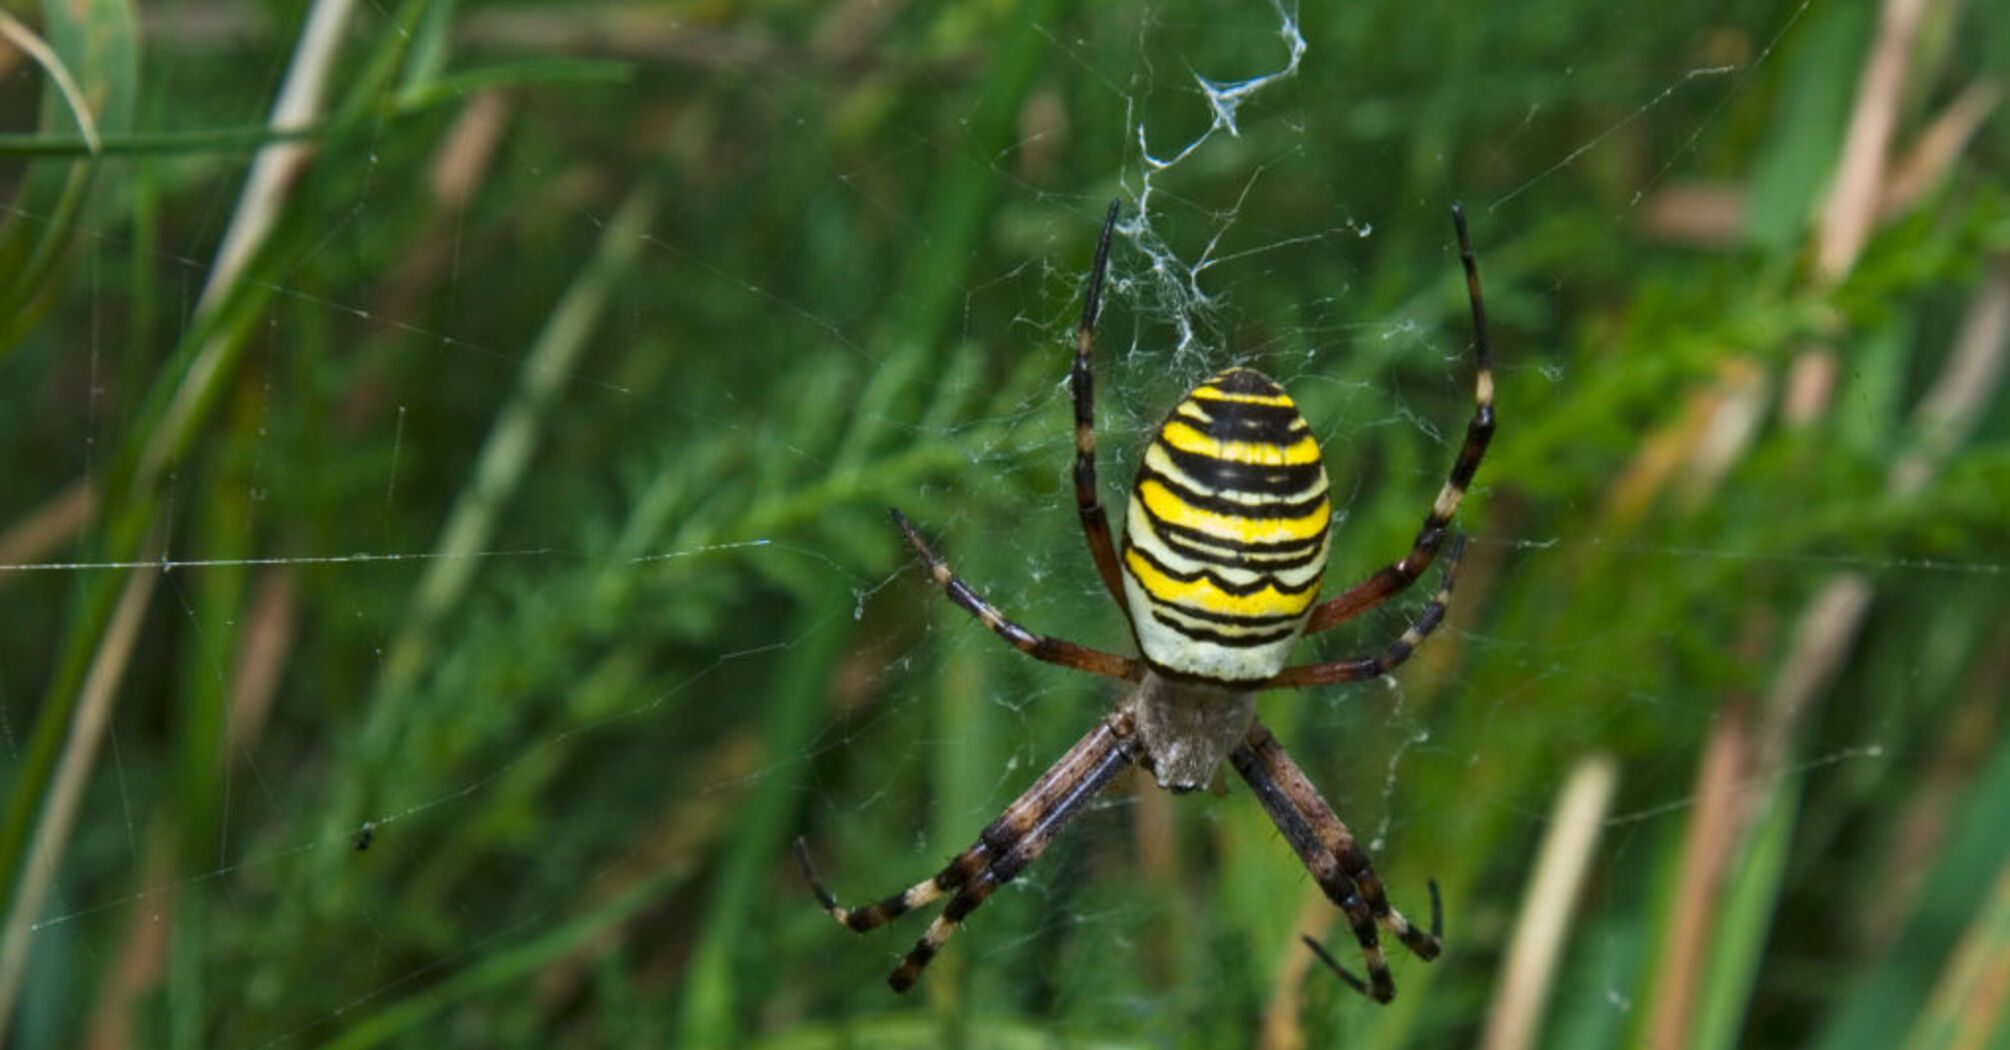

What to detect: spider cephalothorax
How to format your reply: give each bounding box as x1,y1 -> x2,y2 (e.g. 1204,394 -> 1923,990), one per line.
797,200 -> 1495,1003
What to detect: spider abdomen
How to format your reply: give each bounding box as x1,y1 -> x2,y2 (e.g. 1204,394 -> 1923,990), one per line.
1121,368 -> 1332,682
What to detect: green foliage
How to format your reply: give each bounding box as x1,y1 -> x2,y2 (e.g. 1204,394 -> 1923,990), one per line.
0,0 -> 2005,1047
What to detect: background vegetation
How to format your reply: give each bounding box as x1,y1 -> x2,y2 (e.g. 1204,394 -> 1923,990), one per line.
1,0 -> 2006,1047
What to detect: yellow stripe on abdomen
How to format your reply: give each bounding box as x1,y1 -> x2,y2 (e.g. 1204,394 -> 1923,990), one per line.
1158,420 -> 1320,466
1136,479 -> 1329,545
1123,548 -> 1317,620
1190,383 -> 1296,407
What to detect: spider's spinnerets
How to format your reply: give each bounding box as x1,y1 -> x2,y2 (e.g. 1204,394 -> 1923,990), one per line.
1123,368 -> 1332,683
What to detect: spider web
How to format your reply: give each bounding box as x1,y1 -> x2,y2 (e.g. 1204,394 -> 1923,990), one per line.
0,0 -> 2002,1047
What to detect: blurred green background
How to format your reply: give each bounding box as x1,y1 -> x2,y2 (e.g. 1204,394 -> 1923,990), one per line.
1,0 -> 2006,1047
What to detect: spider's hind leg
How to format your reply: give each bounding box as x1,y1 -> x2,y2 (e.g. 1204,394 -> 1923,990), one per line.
793,838 -> 982,932
796,713 -> 1139,993
1230,719 -> 1442,1003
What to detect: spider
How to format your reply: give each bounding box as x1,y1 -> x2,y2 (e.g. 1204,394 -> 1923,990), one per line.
795,200 -> 1494,1002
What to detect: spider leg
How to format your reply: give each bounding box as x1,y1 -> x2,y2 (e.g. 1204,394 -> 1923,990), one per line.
1231,718 -> 1443,1004
1262,534 -> 1465,690
1302,934 -> 1374,999
1231,727 -> 1394,1001
794,838 -> 980,932
798,714 -> 1138,992
1071,199 -> 1129,611
890,719 -> 1135,991
890,507 -> 1140,681
1306,204 -> 1494,635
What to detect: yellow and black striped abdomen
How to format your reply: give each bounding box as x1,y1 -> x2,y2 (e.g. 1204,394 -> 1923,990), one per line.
1121,368 -> 1331,683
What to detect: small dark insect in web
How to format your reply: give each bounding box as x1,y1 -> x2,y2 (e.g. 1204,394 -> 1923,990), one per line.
353,821 -> 377,852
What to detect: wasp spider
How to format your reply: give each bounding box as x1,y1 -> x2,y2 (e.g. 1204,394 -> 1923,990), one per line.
796,201 -> 1495,1002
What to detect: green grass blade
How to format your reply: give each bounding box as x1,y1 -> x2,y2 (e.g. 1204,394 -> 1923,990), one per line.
1815,733 -> 2010,1049
1691,783 -> 1797,1050
316,870 -> 682,1050
674,601 -> 854,1050
0,0 -> 137,354
1903,857 -> 2010,1050
830,0 -> 1074,473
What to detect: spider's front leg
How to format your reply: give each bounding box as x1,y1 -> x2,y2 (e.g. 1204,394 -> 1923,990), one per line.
796,712 -> 1138,992
1070,198 -> 1128,610
1305,204 -> 1495,635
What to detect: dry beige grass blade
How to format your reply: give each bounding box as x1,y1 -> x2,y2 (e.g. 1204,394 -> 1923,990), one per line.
1864,630 -> 2009,949
139,0 -> 361,490
0,9 -> 102,153
1878,81 -> 2002,220
1816,0 -> 1938,284
0,554 -> 161,1033
1904,857 -> 2010,1050
1889,265 -> 2010,499
193,0 -> 356,315
1638,182 -> 1747,248
1646,701 -> 1754,1049
0,479 -> 96,591
80,834 -> 174,1050
1479,755 -> 1620,1050
1260,890 -> 1338,1050
1753,263 -> 2010,799
78,567 -> 299,1046
368,90 -> 514,333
